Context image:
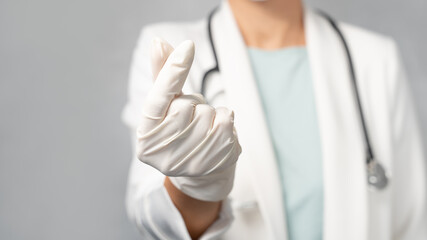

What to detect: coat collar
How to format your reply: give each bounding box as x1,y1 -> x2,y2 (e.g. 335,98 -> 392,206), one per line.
211,2 -> 369,239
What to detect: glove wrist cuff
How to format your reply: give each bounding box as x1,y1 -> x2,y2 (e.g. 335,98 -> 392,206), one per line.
169,164 -> 236,202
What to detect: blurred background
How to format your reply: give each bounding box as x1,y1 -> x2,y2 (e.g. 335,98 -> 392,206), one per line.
0,0 -> 426,239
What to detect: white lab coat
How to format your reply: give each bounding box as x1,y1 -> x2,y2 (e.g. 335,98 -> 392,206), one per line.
122,1 -> 427,239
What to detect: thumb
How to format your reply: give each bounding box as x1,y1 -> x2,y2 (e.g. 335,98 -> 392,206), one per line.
143,40 -> 195,121
150,37 -> 174,80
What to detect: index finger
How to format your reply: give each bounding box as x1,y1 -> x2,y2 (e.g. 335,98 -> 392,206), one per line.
143,40 -> 195,121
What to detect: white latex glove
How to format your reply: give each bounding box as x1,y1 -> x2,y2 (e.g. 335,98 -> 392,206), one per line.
136,38 -> 242,202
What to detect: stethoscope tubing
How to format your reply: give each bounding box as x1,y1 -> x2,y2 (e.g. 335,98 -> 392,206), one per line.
201,7 -> 388,190
201,7 -> 220,97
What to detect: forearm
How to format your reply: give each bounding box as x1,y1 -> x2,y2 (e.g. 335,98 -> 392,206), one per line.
164,177 -> 222,239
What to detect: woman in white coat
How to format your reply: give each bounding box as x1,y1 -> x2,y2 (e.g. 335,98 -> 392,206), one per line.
122,0 -> 427,239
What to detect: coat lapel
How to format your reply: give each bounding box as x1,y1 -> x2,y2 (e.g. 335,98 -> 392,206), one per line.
305,8 -> 369,240
212,2 -> 288,239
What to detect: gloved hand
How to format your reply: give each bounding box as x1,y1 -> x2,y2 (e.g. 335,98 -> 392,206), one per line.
136,38 -> 242,202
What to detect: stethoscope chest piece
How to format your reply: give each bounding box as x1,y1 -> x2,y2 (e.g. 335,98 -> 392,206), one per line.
367,158 -> 388,190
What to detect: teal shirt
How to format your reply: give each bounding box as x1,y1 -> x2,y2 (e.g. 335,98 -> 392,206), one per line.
248,47 -> 323,240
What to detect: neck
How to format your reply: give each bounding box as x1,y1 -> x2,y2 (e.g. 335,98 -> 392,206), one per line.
228,0 -> 305,49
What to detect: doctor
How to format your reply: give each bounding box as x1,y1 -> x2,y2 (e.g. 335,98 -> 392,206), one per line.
122,0 -> 427,239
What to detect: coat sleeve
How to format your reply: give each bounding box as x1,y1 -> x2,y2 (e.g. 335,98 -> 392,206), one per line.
121,26 -> 234,240
387,40 -> 427,240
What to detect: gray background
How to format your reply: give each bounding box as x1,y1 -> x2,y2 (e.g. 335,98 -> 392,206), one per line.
0,0 -> 425,239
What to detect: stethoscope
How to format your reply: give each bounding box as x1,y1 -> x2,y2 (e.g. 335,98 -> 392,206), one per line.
201,8 -> 389,191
